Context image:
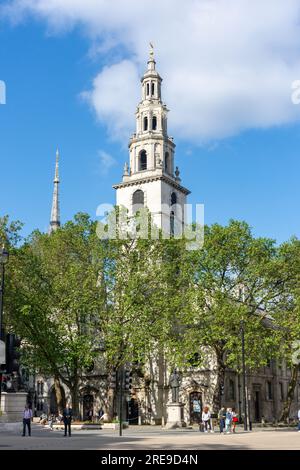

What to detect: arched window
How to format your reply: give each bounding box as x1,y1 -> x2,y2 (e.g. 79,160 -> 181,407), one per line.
188,352 -> 201,368
146,83 -> 150,96
171,192 -> 177,206
133,190 -> 144,213
139,150 -> 147,171
229,379 -> 235,400
165,152 -> 169,173
152,116 -> 157,130
143,116 -> 148,131
170,211 -> 175,236
151,82 -> 155,96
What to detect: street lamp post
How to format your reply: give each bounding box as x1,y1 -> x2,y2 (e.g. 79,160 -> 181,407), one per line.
241,318 -> 248,431
0,244 -> 9,415
118,366 -> 124,437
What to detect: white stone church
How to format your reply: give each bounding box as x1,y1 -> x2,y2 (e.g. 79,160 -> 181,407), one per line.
33,49 -> 299,426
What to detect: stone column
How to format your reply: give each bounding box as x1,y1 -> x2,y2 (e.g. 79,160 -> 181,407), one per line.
0,392 -> 27,423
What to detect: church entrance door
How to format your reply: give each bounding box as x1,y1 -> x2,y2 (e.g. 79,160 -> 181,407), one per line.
83,394 -> 94,421
127,398 -> 139,425
189,392 -> 202,424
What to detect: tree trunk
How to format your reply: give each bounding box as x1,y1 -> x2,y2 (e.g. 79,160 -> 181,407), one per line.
212,350 -> 226,413
280,364 -> 299,423
54,375 -> 64,415
70,377 -> 80,420
103,388 -> 115,422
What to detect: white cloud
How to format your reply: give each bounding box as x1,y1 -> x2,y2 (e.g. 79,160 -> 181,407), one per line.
81,60 -> 139,142
98,150 -> 117,175
2,0 -> 300,143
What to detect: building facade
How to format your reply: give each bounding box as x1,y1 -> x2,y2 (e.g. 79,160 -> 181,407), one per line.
29,49 -> 300,426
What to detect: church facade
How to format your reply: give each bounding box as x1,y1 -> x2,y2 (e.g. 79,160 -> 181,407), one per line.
32,50 -> 300,426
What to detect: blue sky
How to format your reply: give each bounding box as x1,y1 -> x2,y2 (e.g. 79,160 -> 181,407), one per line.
0,0 -> 300,244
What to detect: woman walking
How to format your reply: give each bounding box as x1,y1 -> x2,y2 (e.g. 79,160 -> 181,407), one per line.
231,408 -> 238,433
225,408 -> 233,434
201,406 -> 211,433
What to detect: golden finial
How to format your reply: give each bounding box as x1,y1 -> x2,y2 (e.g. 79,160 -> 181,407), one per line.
149,42 -> 154,59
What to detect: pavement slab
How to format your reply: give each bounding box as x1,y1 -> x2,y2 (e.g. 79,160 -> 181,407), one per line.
0,424 -> 300,450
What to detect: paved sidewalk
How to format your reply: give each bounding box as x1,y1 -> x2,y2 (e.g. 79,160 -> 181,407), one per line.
0,423 -> 299,450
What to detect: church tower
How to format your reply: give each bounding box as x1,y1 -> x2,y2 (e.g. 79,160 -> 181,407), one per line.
113,46 -> 190,234
49,148 -> 61,234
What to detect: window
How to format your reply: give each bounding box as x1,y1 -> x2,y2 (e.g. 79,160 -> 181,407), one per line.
170,211 -> 175,236
165,152 -> 169,173
151,82 -> 155,96
267,381 -> 273,400
146,83 -> 150,96
143,116 -> 148,131
37,400 -> 44,411
279,382 -> 284,401
139,150 -> 147,171
152,116 -> 157,130
188,352 -> 201,368
132,190 -> 144,213
229,379 -> 235,400
171,192 -> 177,206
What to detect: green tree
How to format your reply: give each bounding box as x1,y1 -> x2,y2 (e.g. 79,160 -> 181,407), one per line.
272,238 -> 300,421
171,220 -> 285,411
5,213 -> 106,416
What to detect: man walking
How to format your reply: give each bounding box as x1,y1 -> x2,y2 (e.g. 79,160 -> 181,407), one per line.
63,403 -> 73,437
22,404 -> 33,436
298,408 -> 300,432
218,407 -> 226,433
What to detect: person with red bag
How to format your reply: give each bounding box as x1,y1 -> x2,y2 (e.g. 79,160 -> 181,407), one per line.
231,408 -> 239,433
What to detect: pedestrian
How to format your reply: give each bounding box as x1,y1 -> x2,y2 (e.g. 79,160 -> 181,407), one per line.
48,414 -> 54,431
88,409 -> 93,422
22,404 -> 33,437
98,408 -> 104,423
298,408 -> 300,432
39,412 -> 47,425
231,408 -> 238,433
62,403 -> 73,437
201,406 -> 211,433
225,408 -> 233,434
218,406 -> 226,433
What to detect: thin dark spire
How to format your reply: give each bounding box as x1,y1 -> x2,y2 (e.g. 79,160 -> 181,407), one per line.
49,148 -> 60,234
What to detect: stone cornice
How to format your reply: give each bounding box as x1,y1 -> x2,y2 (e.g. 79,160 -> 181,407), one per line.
113,174 -> 191,195
129,134 -> 175,148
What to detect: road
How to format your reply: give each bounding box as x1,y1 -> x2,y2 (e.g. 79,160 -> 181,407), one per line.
0,424 -> 300,450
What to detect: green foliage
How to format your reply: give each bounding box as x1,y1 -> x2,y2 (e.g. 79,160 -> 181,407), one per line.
4,214 -> 106,413
3,210 -> 299,415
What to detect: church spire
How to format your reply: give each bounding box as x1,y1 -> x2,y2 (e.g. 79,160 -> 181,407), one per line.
49,148 -> 60,234
113,47 -> 190,234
